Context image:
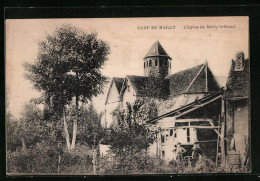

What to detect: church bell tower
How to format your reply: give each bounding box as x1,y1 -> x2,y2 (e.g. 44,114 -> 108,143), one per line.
143,41 -> 172,77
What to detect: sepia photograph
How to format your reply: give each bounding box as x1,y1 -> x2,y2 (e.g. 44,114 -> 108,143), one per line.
5,16 -> 250,175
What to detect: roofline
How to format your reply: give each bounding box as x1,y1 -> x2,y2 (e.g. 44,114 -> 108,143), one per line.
143,55 -> 172,60
207,65 -> 221,89
105,78 -> 120,105
167,91 -> 214,99
184,63 -> 206,93
119,76 -> 138,100
146,88 -> 224,124
165,63 -> 205,79
119,77 -> 127,97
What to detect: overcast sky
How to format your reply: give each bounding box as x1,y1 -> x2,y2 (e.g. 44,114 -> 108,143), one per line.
6,17 -> 249,117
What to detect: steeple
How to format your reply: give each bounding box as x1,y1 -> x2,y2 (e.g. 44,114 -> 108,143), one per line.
144,40 -> 172,60
143,41 -> 172,77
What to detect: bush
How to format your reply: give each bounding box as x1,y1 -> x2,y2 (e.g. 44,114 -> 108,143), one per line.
7,142 -> 95,174
7,141 -> 58,174
60,144 -> 93,174
98,153 -> 219,175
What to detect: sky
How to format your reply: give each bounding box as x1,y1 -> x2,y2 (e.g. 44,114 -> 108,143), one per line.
6,17 -> 249,118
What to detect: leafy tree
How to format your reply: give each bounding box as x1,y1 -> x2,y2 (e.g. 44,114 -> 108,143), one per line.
67,102 -> 105,146
19,103 -> 63,149
24,24 -> 110,150
109,100 -> 154,162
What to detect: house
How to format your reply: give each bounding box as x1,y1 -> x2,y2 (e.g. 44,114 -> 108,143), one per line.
224,52 -> 250,168
146,89 -> 225,161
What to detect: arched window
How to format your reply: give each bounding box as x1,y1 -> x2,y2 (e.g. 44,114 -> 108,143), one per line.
144,62 -> 145,68
149,59 -> 152,67
155,59 -> 158,66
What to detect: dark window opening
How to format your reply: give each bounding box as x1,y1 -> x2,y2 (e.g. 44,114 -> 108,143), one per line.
155,59 -> 158,66
187,128 -> 190,143
144,62 -> 145,68
159,60 -> 163,67
146,61 -> 148,67
170,63 -> 171,69
161,135 -> 165,143
170,129 -> 173,136
149,60 -> 152,67
162,151 -> 165,157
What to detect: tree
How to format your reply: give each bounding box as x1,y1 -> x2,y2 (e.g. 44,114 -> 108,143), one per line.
109,100 -> 154,161
24,24 -> 110,150
68,102 -> 105,146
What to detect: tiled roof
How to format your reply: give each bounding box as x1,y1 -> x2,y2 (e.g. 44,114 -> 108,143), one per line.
147,89 -> 224,124
155,93 -> 206,116
121,63 -> 220,99
113,77 -> 124,93
166,64 -> 205,96
144,41 -> 172,60
224,59 -> 249,98
126,75 -> 149,96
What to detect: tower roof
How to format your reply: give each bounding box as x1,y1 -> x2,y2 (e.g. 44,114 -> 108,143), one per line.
144,40 -> 172,60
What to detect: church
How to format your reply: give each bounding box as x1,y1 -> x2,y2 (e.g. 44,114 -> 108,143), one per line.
104,41 -> 220,127
102,41 -> 249,166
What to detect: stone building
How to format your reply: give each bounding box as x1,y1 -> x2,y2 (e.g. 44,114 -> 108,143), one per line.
224,52 -> 250,168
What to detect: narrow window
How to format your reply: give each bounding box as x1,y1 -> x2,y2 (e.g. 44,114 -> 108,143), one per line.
170,129 -> 173,136
149,59 -> 152,67
161,135 -> 165,143
155,59 -> 158,66
170,63 -> 171,69
187,128 -> 190,143
174,129 -> 177,138
159,60 -> 162,67
165,60 -> 168,67
146,61 -> 148,67
144,62 -> 145,68
162,151 -> 165,157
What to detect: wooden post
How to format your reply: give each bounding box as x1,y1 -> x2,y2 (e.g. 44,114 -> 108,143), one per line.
205,61 -> 208,92
158,127 -> 162,159
220,97 -> 226,167
216,114 -> 221,168
57,141 -> 62,173
93,150 -> 96,174
57,155 -> 61,173
92,134 -> 97,174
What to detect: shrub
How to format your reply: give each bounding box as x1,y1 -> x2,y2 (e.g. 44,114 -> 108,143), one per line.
7,142 -> 95,174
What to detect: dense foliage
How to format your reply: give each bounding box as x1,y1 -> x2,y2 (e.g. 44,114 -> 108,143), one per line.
108,100 -> 154,159
24,24 -> 110,113
24,24 -> 110,150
